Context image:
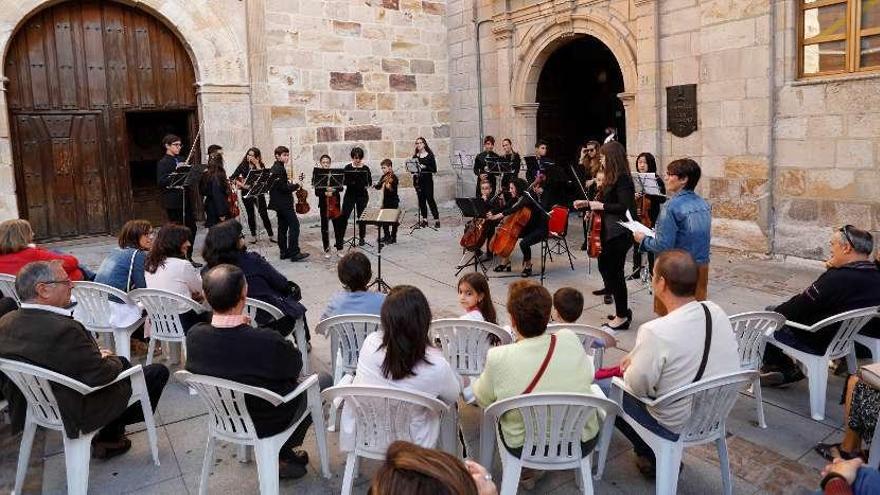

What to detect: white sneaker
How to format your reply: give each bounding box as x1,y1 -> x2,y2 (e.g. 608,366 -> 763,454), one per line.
249,236 -> 258,244
336,249 -> 344,258
323,249 -> 331,259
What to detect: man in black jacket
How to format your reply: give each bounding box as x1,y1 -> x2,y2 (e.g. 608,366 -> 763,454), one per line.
340,147 -> 372,246
762,226 -> 880,386
186,264 -> 330,479
156,134 -> 198,262
268,146 -> 308,262
473,135 -> 500,197
0,261 -> 169,458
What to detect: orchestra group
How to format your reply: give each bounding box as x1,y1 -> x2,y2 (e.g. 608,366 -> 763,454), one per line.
158,132 -> 707,334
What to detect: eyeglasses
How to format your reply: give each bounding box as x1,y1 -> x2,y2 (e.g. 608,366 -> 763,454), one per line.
41,279 -> 72,287
586,148 -> 596,153
170,143 -> 182,147
839,224 -> 856,249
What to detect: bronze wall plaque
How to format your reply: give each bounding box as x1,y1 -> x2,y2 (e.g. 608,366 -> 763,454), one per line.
667,84 -> 698,138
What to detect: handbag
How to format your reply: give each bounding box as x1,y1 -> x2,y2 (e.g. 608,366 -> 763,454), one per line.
522,333 -> 557,394
125,249 -> 138,291
693,303 -> 713,383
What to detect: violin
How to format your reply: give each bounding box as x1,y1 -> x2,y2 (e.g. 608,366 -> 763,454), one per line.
587,189 -> 603,258
488,174 -> 544,258
294,172 -> 310,214
226,180 -> 241,219
326,194 -> 341,219
636,193 -> 653,228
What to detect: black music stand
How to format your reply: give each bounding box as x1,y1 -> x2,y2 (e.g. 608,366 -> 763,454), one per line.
454,198 -> 489,276
239,169 -> 274,246
358,208 -> 402,293
406,159 -> 437,234
165,166 -> 191,224
342,167 -> 373,249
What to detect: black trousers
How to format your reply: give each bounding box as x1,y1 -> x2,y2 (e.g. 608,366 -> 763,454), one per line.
632,245 -> 656,274
97,362 -> 170,440
242,195 -> 274,237
417,175 -> 439,220
319,207 -> 345,251
165,206 -> 196,259
520,226 -> 546,262
598,234 -> 631,318
342,194 -> 368,241
276,373 -> 333,458
275,206 -> 301,257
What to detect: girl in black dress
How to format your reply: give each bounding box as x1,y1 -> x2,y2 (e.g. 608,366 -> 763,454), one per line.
413,137 -> 440,227
629,152 -> 666,280
201,152 -> 232,228
230,147 -> 275,243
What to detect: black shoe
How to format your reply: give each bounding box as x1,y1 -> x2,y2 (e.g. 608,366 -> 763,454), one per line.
358,238 -> 366,246
91,437 -> 132,460
602,314 -> 631,331
603,295 -> 613,305
420,220 -> 428,228
434,220 -> 440,228
580,241 -> 589,251
387,237 -> 397,244
278,459 -> 308,479
608,309 -> 633,321
635,455 -> 656,479
280,253 -> 290,260
521,266 -> 533,277
480,252 -> 494,263
290,252 -> 310,262
760,368 -> 805,388
626,267 -> 643,281
592,288 -> 609,296
268,236 -> 277,243
281,448 -> 310,465
493,263 -> 511,272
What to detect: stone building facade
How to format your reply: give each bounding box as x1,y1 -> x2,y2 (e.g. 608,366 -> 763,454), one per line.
0,0 -> 877,259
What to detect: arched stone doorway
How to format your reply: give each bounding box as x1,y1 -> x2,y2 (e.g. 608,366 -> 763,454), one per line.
536,35 -> 626,165
4,0 -> 198,239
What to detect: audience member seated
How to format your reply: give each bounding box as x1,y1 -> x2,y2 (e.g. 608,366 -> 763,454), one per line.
91,219 -> 153,331
340,285 -> 460,451
0,261 -> 169,458
552,286 -> 616,349
320,251 -> 386,319
144,224 -> 208,334
819,457 -> 880,495
0,219 -> 92,281
185,264 -> 331,479
616,249 -> 739,477
761,226 -> 880,387
816,363 -> 880,461
472,280 -> 601,489
370,441 -> 498,495
202,219 -> 308,339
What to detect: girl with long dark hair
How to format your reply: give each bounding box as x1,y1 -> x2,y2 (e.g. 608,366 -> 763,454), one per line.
230,147 -> 275,243
457,272 -> 498,324
574,141 -> 636,331
145,223 -> 207,333
201,152 -> 231,227
629,152 -> 666,280
413,137 -> 440,227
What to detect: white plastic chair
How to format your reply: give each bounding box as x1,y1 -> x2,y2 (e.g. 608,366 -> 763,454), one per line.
429,318 -> 513,378
479,393 -> 619,495
853,331 -> 880,363
129,288 -> 207,366
244,298 -> 310,375
547,323 -> 616,369
728,311 -> 786,429
604,370 -> 756,495
0,358 -> 160,495
315,314 -> 382,430
0,273 -> 20,304
71,281 -> 146,360
176,370 -> 331,494
322,384 -> 451,495
766,306 -> 879,421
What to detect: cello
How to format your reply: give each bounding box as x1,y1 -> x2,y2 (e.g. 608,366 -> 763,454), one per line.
488,175 -> 543,258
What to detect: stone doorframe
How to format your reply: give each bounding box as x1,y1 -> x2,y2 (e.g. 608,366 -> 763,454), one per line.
494,10 -> 639,156
0,0 -> 251,218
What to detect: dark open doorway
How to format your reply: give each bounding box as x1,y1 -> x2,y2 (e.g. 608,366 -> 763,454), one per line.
126,110 -> 196,225
536,35 -> 626,167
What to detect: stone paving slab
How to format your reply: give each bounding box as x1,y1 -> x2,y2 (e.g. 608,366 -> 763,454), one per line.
0,209 -> 854,494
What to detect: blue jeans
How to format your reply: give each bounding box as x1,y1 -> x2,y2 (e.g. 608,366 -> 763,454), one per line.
615,392 -> 679,460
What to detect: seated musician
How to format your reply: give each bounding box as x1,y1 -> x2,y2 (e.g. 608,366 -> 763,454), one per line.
487,178 -> 549,278
476,180 -> 504,263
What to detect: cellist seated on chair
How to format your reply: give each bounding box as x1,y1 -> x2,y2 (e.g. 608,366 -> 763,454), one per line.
486,178 -> 550,278
0,261 -> 170,460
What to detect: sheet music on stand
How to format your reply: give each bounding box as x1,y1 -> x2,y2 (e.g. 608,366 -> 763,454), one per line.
618,210 -> 656,238
343,167 -> 372,188
405,159 -> 430,175
242,169 -> 273,198
312,167 -> 345,190
165,169 -> 189,189
455,197 -> 489,219
634,172 -> 664,196
358,208 -> 403,226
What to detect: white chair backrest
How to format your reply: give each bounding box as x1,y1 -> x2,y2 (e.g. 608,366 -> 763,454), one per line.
176,371 -> 287,444
0,273 -> 20,304
429,319 -> 513,377
315,314 -> 381,377
652,370 -> 756,444
813,307 -> 880,359
0,358 -> 95,431
243,298 -> 284,324
129,288 -> 205,342
483,393 -> 619,463
729,311 -> 786,370
546,323 -> 613,369
322,385 -> 448,457
71,281 -> 137,332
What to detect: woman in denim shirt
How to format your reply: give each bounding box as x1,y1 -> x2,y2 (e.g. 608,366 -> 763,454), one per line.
633,158 -> 711,315
93,220 -> 152,327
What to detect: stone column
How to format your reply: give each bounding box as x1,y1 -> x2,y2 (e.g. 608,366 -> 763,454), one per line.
245,0 -> 272,152
492,18 -> 515,140
512,103 -> 539,153
618,91 -> 637,157
0,76 -> 18,220
633,0 -> 662,166
197,83 -> 254,161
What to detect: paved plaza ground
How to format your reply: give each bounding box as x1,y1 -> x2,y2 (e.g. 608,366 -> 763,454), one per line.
0,208 -> 851,494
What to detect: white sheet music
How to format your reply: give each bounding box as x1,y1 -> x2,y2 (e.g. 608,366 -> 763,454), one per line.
618,210 -> 656,238
634,172 -> 664,196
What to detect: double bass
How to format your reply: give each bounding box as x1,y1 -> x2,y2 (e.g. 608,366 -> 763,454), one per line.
488,175 -> 543,258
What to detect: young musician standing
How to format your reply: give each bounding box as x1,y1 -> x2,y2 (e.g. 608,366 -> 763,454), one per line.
579,141 -> 601,250
231,147 -> 275,244
473,136 -> 500,197
341,147 -> 372,246
317,154 -> 344,258
157,134 -> 198,263
268,146 -> 308,262
574,141 -> 636,331
414,137 -> 440,228
374,159 -> 400,244
526,140 -> 549,184
499,138 -> 521,196
628,152 -> 666,280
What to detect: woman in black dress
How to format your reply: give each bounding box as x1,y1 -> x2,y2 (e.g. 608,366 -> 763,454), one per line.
628,152 -> 666,280
201,152 -> 231,228
230,147 -> 275,243
413,137 -> 440,227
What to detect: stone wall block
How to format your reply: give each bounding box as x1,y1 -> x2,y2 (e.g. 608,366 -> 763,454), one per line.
316,127 -> 342,143
411,59 -> 436,74
345,125 -> 383,141
356,92 -> 377,110
378,93 -> 397,110
805,169 -> 857,200
835,140 -> 874,169
421,1 -> 445,15
307,110 -> 342,125
819,201 -> 874,228
390,74 -> 417,91
787,198 -> 819,222
271,106 -> 306,127
330,72 -> 364,91
382,0 -> 400,9
846,113 -> 880,138
774,118 -> 806,140
382,58 -> 410,73
806,115 -> 844,138
333,21 -> 362,37
724,156 -> 769,179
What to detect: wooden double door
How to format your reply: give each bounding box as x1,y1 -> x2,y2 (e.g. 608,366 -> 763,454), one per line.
5,0 -> 197,239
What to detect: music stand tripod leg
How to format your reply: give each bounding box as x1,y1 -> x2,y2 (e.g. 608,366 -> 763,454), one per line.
367,226 -> 391,292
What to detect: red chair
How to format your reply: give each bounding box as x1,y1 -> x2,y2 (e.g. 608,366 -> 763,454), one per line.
541,205 -> 576,283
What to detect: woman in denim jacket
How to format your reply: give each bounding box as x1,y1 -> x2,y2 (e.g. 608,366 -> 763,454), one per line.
93,220 -> 153,328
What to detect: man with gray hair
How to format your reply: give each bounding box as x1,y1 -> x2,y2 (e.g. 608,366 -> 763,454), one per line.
0,260 -> 169,459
